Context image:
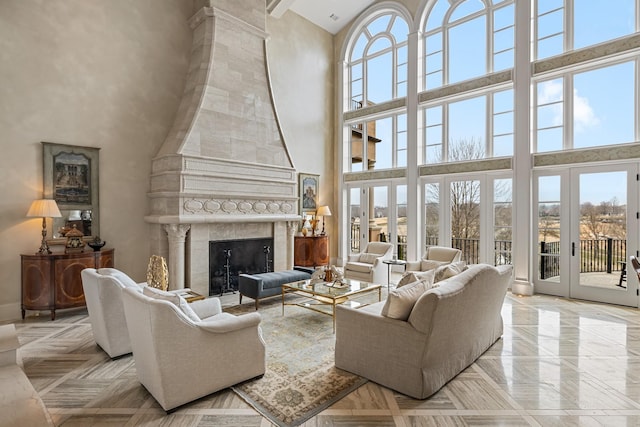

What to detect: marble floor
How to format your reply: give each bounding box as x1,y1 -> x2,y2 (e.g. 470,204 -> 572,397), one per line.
8,286 -> 640,426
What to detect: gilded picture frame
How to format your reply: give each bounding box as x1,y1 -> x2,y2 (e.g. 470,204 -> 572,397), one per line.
299,173 -> 319,215
42,142 -> 100,239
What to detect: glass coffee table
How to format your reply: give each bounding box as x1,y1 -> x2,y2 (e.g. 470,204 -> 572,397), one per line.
281,278 -> 382,332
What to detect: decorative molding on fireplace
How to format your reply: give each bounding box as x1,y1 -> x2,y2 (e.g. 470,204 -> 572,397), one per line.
182,198 -> 295,215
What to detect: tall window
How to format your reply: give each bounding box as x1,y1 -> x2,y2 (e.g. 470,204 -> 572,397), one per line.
422,88 -> 513,164
348,12 -> 409,110
534,61 -> 636,152
424,0 -> 515,90
535,0 -> 638,60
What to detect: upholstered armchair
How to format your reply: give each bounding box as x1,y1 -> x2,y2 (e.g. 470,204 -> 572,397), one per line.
343,242 -> 394,284
405,246 -> 462,273
81,268 -> 144,358
121,287 -> 265,411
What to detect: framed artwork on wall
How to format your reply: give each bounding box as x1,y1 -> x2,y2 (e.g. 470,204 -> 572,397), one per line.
42,142 -> 100,239
299,173 -> 319,215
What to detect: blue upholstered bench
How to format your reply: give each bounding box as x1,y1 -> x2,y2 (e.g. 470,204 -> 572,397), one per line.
238,268 -> 312,310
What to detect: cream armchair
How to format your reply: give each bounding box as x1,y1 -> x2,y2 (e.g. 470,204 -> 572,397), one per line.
344,242 -> 394,284
121,287 -> 266,412
81,268 -> 143,358
405,246 -> 462,272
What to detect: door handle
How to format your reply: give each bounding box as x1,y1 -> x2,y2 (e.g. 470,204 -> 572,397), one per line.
571,242 -> 575,256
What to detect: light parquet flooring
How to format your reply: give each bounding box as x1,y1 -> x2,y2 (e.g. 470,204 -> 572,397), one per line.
8,285 -> 640,426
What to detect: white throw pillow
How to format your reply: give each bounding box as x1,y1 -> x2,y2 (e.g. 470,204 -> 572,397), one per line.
414,269 -> 436,286
359,253 -> 379,264
420,259 -> 446,271
381,280 -> 431,321
434,261 -> 467,282
142,286 -> 200,322
396,272 -> 418,288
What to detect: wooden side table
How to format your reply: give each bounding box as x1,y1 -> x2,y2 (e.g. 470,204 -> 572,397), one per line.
21,248 -> 115,320
294,235 -> 329,267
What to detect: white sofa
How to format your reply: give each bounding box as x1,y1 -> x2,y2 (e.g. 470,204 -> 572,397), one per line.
405,246 -> 462,272
343,242 -> 394,284
121,287 -> 266,411
0,324 -> 53,426
335,263 -> 513,399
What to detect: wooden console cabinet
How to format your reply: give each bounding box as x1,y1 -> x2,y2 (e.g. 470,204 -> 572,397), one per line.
21,248 -> 114,320
294,235 -> 329,267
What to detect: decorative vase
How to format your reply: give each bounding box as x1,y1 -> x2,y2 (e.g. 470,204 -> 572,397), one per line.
302,228 -> 308,237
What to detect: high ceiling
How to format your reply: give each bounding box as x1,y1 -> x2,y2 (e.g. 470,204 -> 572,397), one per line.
268,0 -> 375,35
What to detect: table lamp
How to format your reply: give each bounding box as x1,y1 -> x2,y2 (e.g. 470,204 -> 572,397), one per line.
316,205 -> 332,236
26,199 -> 62,254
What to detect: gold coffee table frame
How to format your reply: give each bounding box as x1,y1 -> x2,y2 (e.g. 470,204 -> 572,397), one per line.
281,278 -> 382,332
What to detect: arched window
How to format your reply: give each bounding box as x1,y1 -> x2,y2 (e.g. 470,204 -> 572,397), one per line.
348,12 -> 409,109
345,10 -> 409,172
424,0 -> 515,90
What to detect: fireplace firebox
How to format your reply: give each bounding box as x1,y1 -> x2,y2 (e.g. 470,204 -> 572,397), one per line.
209,238 -> 274,296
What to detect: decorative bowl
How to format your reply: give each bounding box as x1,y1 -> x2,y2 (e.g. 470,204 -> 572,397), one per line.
88,241 -> 106,251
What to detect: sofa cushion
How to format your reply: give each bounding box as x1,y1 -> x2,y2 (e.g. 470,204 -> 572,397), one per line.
420,259 -> 447,271
397,272 -> 418,288
359,253 -> 379,264
381,271 -> 435,321
142,286 -> 200,322
381,281 -> 429,320
345,261 -> 373,273
434,261 -> 467,283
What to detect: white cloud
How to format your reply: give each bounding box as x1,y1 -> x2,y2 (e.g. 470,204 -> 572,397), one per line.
538,80 -> 563,126
573,88 -> 599,133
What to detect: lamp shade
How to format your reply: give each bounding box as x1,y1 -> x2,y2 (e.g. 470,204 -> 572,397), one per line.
26,199 -> 62,218
316,205 -> 332,217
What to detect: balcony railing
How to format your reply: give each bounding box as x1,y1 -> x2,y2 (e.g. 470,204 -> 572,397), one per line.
350,223 -> 627,275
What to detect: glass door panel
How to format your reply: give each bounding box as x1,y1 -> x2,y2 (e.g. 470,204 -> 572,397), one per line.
450,179 -> 480,264
396,185 -> 407,260
348,187 -> 362,254
425,182 -> 440,248
493,178 -> 513,266
570,166 -> 637,307
535,175 -> 564,294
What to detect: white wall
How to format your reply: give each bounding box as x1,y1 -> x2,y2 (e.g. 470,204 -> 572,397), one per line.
0,1 -> 336,321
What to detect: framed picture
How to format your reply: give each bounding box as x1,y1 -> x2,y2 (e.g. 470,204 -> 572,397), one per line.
42,142 -> 100,239
299,173 -> 319,215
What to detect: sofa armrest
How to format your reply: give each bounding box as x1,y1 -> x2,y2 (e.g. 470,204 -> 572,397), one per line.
189,298 -> 222,319
198,312 -> 262,334
0,324 -> 20,367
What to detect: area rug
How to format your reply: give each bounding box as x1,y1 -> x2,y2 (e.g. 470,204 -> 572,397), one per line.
226,297 -> 368,427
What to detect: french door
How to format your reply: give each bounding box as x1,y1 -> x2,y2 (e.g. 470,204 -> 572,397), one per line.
347,182 -> 395,255
534,163 -> 639,307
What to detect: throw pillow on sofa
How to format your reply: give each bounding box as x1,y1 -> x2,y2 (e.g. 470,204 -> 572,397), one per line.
142,286 -> 200,322
433,261 -> 467,283
381,270 -> 435,321
420,259 -> 447,271
397,272 -> 419,288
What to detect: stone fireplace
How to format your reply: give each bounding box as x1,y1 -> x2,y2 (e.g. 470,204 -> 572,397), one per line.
145,0 -> 300,297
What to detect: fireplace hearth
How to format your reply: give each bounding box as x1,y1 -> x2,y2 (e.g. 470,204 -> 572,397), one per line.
209,238 -> 274,296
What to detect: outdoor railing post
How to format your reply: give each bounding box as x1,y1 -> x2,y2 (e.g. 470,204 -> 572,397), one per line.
540,241 -> 547,280
606,237 -> 613,274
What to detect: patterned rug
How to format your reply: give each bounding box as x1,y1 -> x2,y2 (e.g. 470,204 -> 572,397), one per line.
226,297 -> 368,427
